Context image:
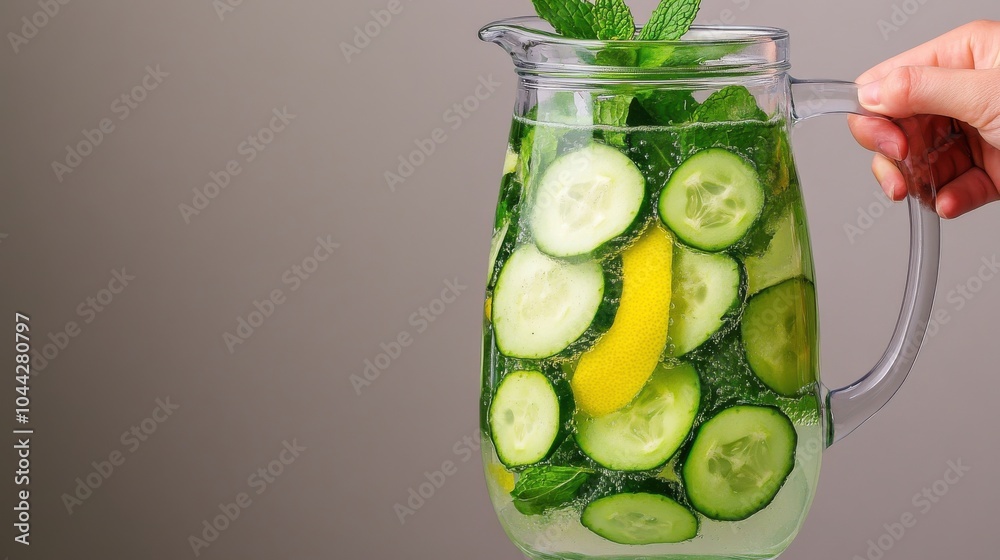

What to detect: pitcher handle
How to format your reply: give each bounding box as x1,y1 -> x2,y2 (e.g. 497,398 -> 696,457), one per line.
789,79 -> 942,447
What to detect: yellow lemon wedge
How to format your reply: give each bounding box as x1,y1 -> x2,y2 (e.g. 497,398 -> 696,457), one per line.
571,225 -> 673,417
488,463 -> 516,492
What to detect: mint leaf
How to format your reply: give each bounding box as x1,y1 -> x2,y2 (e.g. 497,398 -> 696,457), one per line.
638,0 -> 701,41
531,0 -> 599,39
596,96 -> 631,125
693,85 -> 768,123
511,465 -> 593,516
687,325 -> 820,425
595,47 -> 639,68
518,126 -> 562,192
517,92 -> 591,191
734,190 -> 794,257
595,95 -> 632,147
636,90 -> 699,126
629,127 -> 683,194
637,45 -> 676,67
762,393 -> 821,426
639,43 -> 744,68
594,0 -> 635,40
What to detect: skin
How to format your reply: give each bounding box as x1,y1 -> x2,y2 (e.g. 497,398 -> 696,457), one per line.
848,20 -> 1000,219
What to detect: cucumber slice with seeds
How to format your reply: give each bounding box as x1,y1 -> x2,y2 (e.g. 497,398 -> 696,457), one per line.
575,363 -> 700,471
668,244 -> 742,356
488,370 -> 564,468
530,144 -> 647,258
492,245 -> 616,359
683,405 -> 797,521
582,493 -> 699,544
658,149 -> 764,252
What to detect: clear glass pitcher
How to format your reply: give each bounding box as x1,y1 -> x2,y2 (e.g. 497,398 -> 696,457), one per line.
478,17 -> 950,560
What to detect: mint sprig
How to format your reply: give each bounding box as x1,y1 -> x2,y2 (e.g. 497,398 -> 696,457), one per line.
528,0 -> 708,138
594,0 -> 636,40
532,0 -> 701,43
638,0 -> 702,41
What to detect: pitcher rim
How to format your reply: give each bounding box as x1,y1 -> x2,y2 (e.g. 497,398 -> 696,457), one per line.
479,17 -> 789,46
480,17 -> 790,78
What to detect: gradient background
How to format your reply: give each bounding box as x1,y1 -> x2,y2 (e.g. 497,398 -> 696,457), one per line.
1,1 -> 999,559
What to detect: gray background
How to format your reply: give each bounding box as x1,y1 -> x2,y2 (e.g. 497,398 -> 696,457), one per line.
1,0 -> 999,559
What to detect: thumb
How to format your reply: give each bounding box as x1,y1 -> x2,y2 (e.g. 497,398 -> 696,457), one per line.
858,66 -> 1000,129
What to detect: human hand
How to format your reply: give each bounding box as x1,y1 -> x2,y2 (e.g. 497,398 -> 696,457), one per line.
848,20 -> 1000,218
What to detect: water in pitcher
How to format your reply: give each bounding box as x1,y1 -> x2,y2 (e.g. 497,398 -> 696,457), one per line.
480,97 -> 823,559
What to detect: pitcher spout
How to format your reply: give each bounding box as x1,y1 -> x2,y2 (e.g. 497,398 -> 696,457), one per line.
478,17 -> 538,59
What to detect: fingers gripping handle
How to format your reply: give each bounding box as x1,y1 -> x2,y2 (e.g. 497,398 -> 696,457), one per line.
789,79 -> 942,447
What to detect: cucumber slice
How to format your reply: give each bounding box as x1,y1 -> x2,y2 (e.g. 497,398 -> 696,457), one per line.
575,363 -> 700,471
492,245 -> 615,359
582,493 -> 699,544
741,278 -> 817,396
530,144 -> 647,258
668,244 -> 742,356
488,370 -> 564,468
745,206 -> 813,295
658,149 -> 764,252
682,405 -> 797,521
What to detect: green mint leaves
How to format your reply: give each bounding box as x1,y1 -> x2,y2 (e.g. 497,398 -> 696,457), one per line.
533,0 -> 701,43
637,90 -> 700,125
594,0 -> 636,40
595,95 -> 633,147
693,85 -> 769,123
511,465 -> 593,515
531,0 -> 600,39
638,0 -> 702,41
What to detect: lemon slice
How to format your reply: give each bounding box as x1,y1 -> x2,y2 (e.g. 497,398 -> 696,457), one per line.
488,463 -> 516,492
571,225 -> 673,417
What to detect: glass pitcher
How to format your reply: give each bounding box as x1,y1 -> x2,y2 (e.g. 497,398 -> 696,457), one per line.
478,17 -> 949,560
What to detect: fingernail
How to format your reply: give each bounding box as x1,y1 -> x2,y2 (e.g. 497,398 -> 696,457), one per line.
876,140 -> 903,161
887,181 -> 904,202
858,81 -> 880,107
